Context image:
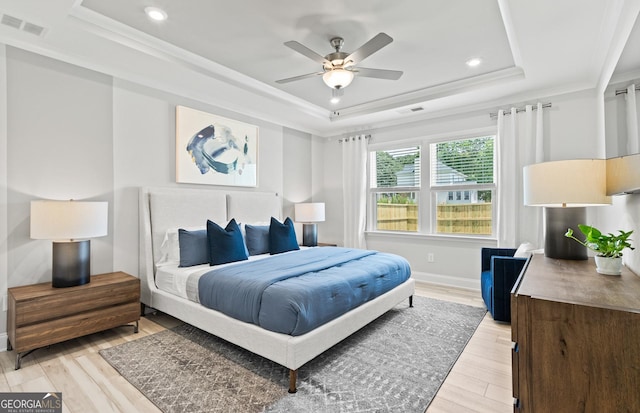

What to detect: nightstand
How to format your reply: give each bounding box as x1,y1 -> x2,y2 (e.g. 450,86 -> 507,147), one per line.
7,271 -> 140,369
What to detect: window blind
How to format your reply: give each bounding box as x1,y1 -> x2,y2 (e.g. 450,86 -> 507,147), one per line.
430,137 -> 494,186
374,146 -> 420,188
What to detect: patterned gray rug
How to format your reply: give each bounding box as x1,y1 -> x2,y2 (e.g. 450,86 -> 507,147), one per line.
100,296 -> 486,412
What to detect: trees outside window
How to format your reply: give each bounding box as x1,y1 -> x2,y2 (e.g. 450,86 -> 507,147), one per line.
370,135 -> 495,236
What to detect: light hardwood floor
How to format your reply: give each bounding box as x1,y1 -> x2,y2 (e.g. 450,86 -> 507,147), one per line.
0,281 -> 512,413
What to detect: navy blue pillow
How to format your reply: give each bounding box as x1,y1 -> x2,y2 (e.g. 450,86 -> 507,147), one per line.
207,219 -> 249,265
269,217 -> 299,255
178,228 -> 209,267
245,224 -> 270,255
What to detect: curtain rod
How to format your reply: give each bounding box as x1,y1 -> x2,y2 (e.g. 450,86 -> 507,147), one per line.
615,85 -> 640,96
489,102 -> 552,119
338,134 -> 371,143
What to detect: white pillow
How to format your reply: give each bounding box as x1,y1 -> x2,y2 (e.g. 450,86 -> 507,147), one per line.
514,242 -> 536,258
156,227 -> 204,267
156,228 -> 180,267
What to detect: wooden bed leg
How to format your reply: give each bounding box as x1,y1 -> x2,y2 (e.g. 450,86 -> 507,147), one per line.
409,295 -> 414,307
140,303 -> 146,317
288,369 -> 298,393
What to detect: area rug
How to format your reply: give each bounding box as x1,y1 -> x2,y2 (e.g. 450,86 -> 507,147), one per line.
100,296 -> 486,413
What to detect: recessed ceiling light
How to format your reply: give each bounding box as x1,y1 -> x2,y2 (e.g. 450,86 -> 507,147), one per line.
145,7 -> 168,22
330,96 -> 340,104
466,57 -> 482,67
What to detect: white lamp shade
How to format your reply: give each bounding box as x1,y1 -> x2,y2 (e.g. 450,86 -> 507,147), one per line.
295,203 -> 325,223
31,200 -> 108,240
523,159 -> 611,207
606,153 -> 640,195
322,69 -> 354,89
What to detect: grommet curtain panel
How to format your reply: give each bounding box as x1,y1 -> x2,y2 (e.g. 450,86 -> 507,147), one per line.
342,135 -> 368,249
626,84 -> 639,155
496,103 -> 545,248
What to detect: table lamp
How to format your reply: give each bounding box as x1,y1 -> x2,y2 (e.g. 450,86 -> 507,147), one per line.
30,200 -> 108,287
523,159 -> 610,259
294,203 -> 325,247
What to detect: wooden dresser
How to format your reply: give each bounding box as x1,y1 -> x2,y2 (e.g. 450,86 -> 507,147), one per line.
511,255 -> 640,412
7,271 -> 140,369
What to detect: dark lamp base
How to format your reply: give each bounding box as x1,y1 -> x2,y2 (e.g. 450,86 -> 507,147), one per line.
52,240 -> 91,288
544,207 -> 587,260
302,223 -> 318,247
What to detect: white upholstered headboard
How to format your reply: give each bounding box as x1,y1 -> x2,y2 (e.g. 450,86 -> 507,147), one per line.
139,186 -> 282,306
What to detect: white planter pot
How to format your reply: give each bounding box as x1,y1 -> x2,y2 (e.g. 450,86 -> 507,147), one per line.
594,256 -> 623,275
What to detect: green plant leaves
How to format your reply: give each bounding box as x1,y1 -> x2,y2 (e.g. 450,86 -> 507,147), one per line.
565,225 -> 634,258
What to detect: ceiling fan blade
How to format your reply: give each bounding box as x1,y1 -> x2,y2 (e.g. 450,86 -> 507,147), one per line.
275,72 -> 324,84
345,32 -> 393,64
351,67 -> 403,80
284,41 -> 329,65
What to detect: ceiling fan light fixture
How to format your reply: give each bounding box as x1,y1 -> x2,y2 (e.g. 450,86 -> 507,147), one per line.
323,69 -> 354,89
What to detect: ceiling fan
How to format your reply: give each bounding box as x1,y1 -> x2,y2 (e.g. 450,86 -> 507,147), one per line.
276,32 -> 403,100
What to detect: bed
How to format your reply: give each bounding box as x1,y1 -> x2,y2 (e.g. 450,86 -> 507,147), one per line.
139,186 -> 415,392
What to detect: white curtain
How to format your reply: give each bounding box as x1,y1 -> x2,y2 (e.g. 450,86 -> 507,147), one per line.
497,103 -> 545,248
626,84 -> 639,154
342,135 -> 367,249
525,103 -> 545,249
496,108 -> 517,247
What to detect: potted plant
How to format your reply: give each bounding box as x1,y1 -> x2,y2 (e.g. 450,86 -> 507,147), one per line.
564,224 -> 634,275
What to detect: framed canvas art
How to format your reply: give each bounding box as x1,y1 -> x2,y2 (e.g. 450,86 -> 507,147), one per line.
176,105 -> 258,187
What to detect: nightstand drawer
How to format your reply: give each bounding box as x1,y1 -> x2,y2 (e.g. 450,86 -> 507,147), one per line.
13,301 -> 140,353
12,277 -> 139,327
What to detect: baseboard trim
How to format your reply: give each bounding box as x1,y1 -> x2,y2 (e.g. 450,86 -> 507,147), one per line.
411,271 -> 480,291
0,332 -> 8,352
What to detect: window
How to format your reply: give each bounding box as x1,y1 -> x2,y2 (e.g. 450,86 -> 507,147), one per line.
369,135 -> 495,236
369,147 -> 420,232
431,136 -> 495,235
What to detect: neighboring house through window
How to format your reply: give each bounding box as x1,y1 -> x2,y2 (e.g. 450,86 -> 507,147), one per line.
369,135 -> 495,236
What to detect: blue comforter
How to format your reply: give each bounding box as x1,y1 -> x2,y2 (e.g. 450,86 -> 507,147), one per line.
198,247 -> 411,336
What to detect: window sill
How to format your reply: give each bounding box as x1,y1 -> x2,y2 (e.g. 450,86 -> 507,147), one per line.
365,230 -> 497,245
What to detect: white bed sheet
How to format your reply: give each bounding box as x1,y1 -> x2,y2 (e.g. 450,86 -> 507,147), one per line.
155,255 -> 268,302
155,248 -> 308,302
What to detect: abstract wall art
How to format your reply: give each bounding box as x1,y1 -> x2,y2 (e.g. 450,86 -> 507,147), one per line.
176,105 -> 258,187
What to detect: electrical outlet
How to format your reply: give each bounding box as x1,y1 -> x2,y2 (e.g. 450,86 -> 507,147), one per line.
427,253 -> 434,263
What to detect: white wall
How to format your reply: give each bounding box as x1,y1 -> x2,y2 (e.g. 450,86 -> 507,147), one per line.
6,47 -> 115,290
282,127 -> 313,240
319,90 -> 605,289
0,46 -> 8,336
111,79 -> 287,276
545,89 -> 602,160
0,46 -> 311,342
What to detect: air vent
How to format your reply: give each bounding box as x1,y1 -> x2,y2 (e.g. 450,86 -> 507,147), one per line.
1,14 -> 22,29
0,12 -> 46,36
22,22 -> 44,36
397,106 -> 426,115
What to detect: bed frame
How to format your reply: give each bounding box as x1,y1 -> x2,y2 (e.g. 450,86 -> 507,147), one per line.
138,186 -> 415,392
